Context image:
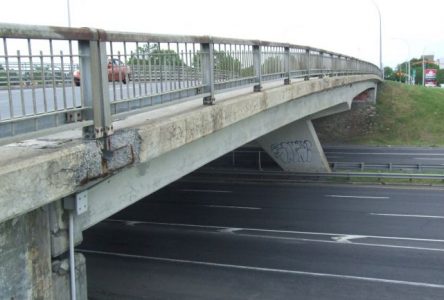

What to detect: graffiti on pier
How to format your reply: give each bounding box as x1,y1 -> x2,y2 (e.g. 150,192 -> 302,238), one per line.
271,140 -> 312,164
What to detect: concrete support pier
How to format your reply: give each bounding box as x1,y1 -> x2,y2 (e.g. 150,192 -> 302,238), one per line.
258,118 -> 331,173
0,206 -> 88,300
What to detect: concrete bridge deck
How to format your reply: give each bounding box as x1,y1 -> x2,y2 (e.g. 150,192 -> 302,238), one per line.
0,74 -> 380,226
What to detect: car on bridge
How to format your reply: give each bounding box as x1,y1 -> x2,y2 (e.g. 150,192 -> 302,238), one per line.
73,58 -> 131,86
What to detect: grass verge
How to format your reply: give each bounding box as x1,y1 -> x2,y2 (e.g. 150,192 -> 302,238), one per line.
353,81 -> 444,146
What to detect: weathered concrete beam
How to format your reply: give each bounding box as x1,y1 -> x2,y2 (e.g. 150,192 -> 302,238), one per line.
76,79 -> 380,231
0,75 -> 381,224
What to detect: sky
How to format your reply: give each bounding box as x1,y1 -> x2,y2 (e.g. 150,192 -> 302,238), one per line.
1,0 -> 443,68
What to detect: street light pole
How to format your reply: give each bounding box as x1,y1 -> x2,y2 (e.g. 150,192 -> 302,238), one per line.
372,1 -> 383,78
67,0 -> 72,27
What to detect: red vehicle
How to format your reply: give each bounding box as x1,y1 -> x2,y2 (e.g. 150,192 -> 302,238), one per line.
73,59 -> 131,86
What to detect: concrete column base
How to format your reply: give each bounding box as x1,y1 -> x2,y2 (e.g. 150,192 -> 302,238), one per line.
0,205 -> 88,300
52,253 -> 88,300
0,208 -> 53,299
258,118 -> 331,173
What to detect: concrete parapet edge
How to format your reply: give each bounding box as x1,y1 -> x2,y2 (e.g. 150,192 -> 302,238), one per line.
0,75 -> 381,223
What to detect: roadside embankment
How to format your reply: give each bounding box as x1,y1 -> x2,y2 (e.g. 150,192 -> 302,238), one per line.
314,81 -> 444,146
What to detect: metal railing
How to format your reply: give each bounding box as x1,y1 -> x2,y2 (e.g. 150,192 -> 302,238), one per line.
0,23 -> 382,144
209,149 -> 444,174
196,168 -> 444,182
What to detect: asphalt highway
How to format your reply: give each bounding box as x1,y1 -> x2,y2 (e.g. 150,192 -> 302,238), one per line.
79,180 -> 444,299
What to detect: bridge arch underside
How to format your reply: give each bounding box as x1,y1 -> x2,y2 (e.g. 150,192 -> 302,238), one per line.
79,78 -> 378,230
257,85 -> 377,173
0,76 -> 379,299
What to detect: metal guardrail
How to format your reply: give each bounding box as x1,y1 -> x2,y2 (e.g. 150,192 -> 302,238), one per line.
0,23 -> 382,144
330,161 -> 444,172
197,168 -> 444,181
213,149 -> 444,174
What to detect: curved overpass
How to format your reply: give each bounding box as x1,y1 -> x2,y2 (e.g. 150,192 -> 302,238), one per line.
0,23 -> 382,300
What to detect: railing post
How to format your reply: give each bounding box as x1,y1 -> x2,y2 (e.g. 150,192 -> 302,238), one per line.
319,51 -> 324,78
253,44 -> 262,92
305,49 -> 310,81
79,37 -> 113,139
201,42 -> 215,105
337,55 -> 341,76
284,47 -> 291,85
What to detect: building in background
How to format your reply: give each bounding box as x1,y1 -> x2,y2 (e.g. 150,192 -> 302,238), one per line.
422,55 -> 435,63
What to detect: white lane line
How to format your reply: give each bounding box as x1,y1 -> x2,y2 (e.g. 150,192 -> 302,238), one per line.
238,233 -> 444,253
331,235 -> 366,243
219,228 -> 242,233
204,205 -> 261,210
324,152 -> 444,156
106,219 -> 444,243
325,195 -> 390,200
413,157 -> 444,161
370,213 -> 444,219
125,221 -> 143,226
180,189 -> 233,193
79,249 -> 444,289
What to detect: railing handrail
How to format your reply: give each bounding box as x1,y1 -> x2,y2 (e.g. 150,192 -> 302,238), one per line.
0,22 -> 382,145
0,22 -> 378,69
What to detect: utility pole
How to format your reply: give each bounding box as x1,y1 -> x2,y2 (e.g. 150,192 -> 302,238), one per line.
67,0 -> 72,27
372,1 -> 383,78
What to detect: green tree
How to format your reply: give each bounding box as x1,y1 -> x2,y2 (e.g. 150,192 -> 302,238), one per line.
192,50 -> 252,79
215,51 -> 241,73
193,50 -> 241,70
262,56 -> 283,74
437,69 -> 444,85
383,66 -> 395,81
128,43 -> 185,66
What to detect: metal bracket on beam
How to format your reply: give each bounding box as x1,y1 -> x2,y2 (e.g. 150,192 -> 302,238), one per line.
63,191 -> 88,216
203,95 -> 215,105
253,84 -> 262,92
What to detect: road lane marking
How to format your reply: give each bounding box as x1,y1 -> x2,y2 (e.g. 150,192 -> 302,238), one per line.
413,157 -> 444,161
324,151 -> 444,156
235,233 -> 444,252
325,195 -> 390,199
331,235 -> 366,243
204,205 -> 261,210
125,221 -> 143,226
218,228 -> 241,233
78,249 -> 444,289
180,189 -> 233,193
106,219 -> 444,243
370,213 -> 444,219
